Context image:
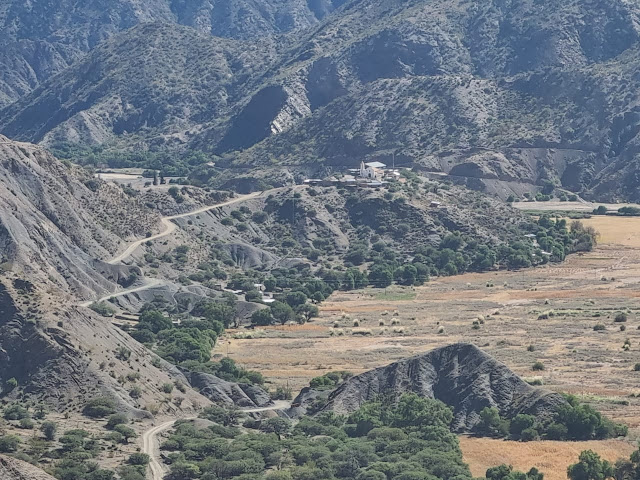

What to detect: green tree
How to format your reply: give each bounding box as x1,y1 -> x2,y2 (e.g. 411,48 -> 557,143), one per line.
0,435 -> 20,452
271,301 -> 295,325
567,450 -> 613,480
138,310 -> 172,334
128,453 -> 150,466
369,265 -> 393,288
251,308 -> 274,326
477,407 -> 510,437
296,304 -> 319,323
114,424 -> 137,444
261,417 -> 292,439
41,421 -> 57,440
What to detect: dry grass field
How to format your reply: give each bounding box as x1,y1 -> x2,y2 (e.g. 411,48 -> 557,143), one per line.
216,215 -> 640,473
460,437 -> 635,480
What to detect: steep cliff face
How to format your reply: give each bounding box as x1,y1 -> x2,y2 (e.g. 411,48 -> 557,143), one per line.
304,344 -> 566,432
0,135 -> 158,299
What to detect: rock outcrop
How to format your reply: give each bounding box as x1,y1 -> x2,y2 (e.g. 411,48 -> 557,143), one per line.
0,455 -> 56,480
296,343 -> 567,432
186,371 -> 273,408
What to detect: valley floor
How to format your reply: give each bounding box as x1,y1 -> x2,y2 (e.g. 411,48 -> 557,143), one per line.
216,215 -> 640,471
459,437 -> 634,480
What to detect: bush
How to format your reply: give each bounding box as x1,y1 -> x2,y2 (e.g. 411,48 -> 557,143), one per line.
128,453 -> 150,466
18,417 -> 34,429
477,407 -> 510,437
90,302 -> 116,317
593,324 -> 606,331
106,413 -> 128,429
114,424 -> 137,444
532,362 -> 545,371
545,422 -> 568,440
520,427 -> 539,442
41,421 -> 57,440
510,414 -> 536,438
5,377 -> 17,392
0,435 -> 20,452
161,383 -> 174,394
615,312 -> 628,323
129,386 -> 142,399
3,404 -> 29,420
83,397 -> 117,418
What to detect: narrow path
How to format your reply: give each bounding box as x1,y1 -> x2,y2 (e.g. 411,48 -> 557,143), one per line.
78,279 -> 163,308
142,419 -> 185,480
109,192 -> 261,265
81,192 -> 261,307
142,401 -> 290,480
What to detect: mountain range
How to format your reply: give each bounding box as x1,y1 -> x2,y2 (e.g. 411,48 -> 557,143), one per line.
1,0 -> 640,200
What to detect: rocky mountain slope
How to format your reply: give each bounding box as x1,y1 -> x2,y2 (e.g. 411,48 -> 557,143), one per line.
293,343 -> 566,432
0,135 -> 159,300
2,0 -> 640,199
0,23 -> 279,148
0,0 -> 345,107
0,275 -> 211,415
0,454 -> 56,480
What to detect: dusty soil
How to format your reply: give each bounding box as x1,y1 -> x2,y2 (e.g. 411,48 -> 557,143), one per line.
217,215 -> 640,471
459,437 -> 634,480
512,201 -> 640,212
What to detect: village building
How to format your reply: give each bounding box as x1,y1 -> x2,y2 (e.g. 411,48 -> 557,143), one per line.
359,161 -> 386,180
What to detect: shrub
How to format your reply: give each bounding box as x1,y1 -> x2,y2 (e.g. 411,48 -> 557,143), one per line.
3,404 -> 29,420
520,427 -> 539,442
5,377 -> 17,392
593,324 -> 606,331
41,421 -> 57,441
128,453 -> 150,466
0,435 -> 20,452
477,407 -> 510,437
635,363 -> 640,372
83,397 -> 117,418
532,362 -> 545,371
18,418 -> 34,429
106,413 -> 128,429
545,422 -> 568,440
129,386 -> 143,399
114,424 -> 137,444
615,312 -> 628,323
161,383 -> 174,394
510,414 -> 536,437
90,302 -> 116,317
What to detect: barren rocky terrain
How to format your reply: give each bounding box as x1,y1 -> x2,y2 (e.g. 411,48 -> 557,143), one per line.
2,0 -> 640,199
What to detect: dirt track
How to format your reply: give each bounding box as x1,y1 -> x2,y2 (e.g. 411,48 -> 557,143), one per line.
142,402 -> 290,480
79,192 -> 262,308
109,192 -> 261,264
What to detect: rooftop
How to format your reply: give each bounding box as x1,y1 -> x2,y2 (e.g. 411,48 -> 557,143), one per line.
365,161 -> 387,168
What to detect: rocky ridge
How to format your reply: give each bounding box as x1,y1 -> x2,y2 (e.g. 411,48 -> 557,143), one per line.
290,343 -> 567,432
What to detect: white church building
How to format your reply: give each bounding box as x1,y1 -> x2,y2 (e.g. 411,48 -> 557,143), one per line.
359,161 -> 386,180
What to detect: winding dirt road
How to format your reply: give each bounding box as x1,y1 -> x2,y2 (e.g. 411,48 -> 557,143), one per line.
80,192 -> 261,307
142,401 -> 290,480
108,192 -> 261,265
